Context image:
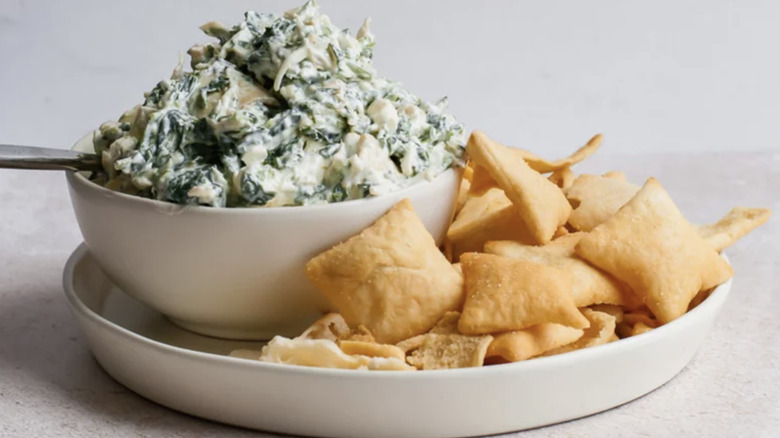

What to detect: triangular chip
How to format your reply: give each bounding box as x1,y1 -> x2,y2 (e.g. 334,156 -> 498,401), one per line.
542,308 -> 617,356
305,199 -> 464,344
484,233 -> 640,308
406,333 -> 493,370
467,131 -> 572,244
565,174 -> 640,232
575,178 -> 734,323
447,188 -> 534,260
458,253 -> 589,334
508,133 -> 603,173
486,323 -> 584,362
697,207 -> 771,252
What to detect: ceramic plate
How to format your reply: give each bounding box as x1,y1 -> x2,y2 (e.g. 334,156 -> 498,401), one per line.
62,244 -> 732,438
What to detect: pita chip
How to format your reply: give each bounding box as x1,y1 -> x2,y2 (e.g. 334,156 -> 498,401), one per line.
306,199 -> 464,344
575,178 -> 734,323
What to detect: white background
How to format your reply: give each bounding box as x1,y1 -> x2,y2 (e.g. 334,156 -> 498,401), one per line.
0,0 -> 778,155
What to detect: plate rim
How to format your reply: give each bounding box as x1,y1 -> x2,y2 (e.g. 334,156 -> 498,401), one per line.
62,242 -> 733,379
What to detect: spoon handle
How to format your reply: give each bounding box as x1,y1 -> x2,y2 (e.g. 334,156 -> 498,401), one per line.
0,144 -> 102,172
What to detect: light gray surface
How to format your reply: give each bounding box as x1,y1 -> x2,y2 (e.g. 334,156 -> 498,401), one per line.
0,151 -> 777,437
1,0 -> 780,156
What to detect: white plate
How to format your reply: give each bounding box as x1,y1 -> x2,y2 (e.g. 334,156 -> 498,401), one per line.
63,244 -> 732,438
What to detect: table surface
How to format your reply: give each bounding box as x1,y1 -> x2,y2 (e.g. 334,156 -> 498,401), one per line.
0,151 -> 778,438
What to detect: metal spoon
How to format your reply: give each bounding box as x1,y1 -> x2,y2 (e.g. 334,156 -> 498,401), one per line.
0,144 -> 102,172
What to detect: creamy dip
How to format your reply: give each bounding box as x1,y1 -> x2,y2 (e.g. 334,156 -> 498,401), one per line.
93,1 -> 465,207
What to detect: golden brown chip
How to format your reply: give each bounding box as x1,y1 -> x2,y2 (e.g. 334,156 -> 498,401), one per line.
602,171 -> 626,181
548,167 -> 575,190
565,174 -> 640,232
406,333 -> 493,370
697,207 -> 771,252
458,253 -> 589,334
296,313 -> 350,342
447,187 -> 514,242
467,131 -> 572,244
467,165 -> 499,196
509,134 -> 603,173
338,340 -> 406,361
542,309 -> 617,356
447,188 -> 534,260
484,233 -> 640,308
575,178 -> 734,323
305,199 -> 464,344
486,323 -> 584,362
259,336 -> 415,370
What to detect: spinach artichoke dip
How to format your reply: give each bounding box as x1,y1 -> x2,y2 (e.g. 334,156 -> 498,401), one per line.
93,1 -> 466,207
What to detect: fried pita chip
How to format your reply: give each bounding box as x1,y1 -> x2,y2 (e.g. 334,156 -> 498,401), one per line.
484,233 -> 640,308
458,253 -> 589,334
467,165 -> 499,196
306,199 -> 464,344
509,134 -> 603,174
697,207 -> 771,252
548,167 -> 575,190
467,131 -> 572,244
406,333 -> 493,370
486,323 -> 584,362
296,313 -> 350,342
338,340 -> 406,361
602,171 -> 626,181
542,309 -> 617,356
259,336 -> 414,370
448,187 -> 514,242
447,188 -> 534,260
565,174 -> 640,232
575,178 -> 734,323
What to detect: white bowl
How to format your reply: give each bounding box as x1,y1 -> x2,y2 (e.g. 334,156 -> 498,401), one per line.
66,135 -> 461,340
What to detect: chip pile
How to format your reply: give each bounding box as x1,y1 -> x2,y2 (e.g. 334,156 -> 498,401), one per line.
235,131 -> 770,370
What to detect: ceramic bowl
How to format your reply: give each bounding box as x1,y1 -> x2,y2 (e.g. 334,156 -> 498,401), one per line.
65,135 -> 461,340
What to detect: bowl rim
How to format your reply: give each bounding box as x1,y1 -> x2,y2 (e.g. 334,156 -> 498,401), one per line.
68,133 -> 463,215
